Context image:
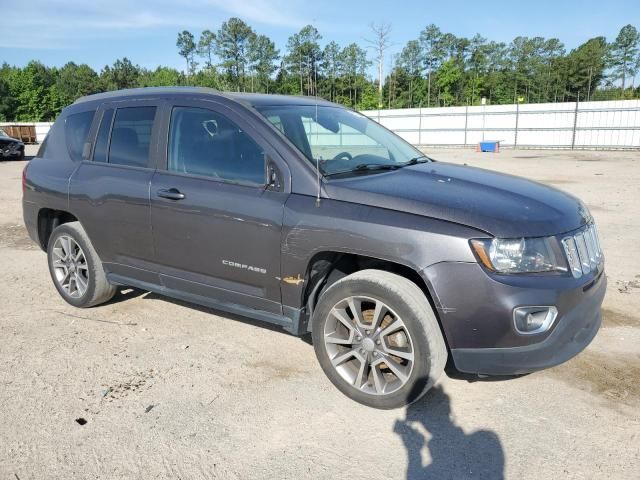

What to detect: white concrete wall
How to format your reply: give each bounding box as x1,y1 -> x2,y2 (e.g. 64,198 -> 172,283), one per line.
4,100 -> 640,149
34,123 -> 53,142
362,100 -> 640,149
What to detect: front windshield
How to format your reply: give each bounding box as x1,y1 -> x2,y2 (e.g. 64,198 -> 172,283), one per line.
0,128 -> 7,137
254,105 -> 429,176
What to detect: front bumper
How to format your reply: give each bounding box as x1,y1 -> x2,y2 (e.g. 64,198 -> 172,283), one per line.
422,261 -> 606,375
0,141 -> 24,158
451,273 -> 605,374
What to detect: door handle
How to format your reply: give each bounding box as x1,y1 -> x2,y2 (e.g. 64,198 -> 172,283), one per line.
157,188 -> 185,200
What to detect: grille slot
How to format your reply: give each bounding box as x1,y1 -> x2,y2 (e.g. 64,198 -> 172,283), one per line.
562,224 -> 603,279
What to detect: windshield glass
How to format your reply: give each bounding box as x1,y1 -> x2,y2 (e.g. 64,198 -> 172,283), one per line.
254,105 -> 428,176
0,128 -> 7,137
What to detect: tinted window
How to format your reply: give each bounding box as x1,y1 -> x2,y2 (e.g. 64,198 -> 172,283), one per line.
266,115 -> 284,133
256,105 -> 425,176
93,109 -> 113,163
108,107 -> 156,168
65,110 -> 95,161
168,107 -> 265,185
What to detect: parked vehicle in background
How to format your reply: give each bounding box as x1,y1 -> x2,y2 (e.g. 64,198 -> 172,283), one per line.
0,128 -> 25,160
22,87 -> 606,409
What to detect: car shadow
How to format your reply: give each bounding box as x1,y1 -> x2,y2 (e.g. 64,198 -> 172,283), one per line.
105,287 -> 149,305
105,286 -> 315,341
394,383 -> 505,479
445,358 -> 527,382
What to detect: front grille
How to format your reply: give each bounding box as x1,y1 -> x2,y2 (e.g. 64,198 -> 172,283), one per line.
561,224 -> 603,278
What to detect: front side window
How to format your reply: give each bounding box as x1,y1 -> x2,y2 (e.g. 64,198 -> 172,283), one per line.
168,106 -> 265,185
108,107 -> 156,167
255,105 -> 428,176
65,110 -> 96,161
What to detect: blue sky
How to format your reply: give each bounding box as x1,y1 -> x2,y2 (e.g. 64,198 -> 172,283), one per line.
1,0 -> 638,74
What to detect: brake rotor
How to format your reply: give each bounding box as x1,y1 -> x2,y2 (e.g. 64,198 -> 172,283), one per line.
360,307 -> 407,368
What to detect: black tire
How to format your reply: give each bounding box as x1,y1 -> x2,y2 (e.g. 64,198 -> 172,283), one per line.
312,269 -> 447,409
47,221 -> 116,308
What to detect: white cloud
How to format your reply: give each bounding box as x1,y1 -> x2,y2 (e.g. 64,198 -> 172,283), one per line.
203,0 -> 305,28
0,0 -> 307,49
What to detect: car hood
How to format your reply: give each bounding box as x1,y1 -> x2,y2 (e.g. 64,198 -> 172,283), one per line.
323,161 -> 591,237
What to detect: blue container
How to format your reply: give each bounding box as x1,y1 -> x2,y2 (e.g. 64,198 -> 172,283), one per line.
479,141 -> 500,152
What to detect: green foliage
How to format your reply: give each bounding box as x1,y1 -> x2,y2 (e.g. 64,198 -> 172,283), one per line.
248,35 -> 279,93
610,24 -> 640,94
338,43 -> 370,109
176,31 -> 198,79
285,25 -> 323,96
320,41 -> 341,102
100,58 -> 140,91
3,61 -> 57,121
0,64 -> 19,121
197,30 -> 217,70
564,37 -> 608,100
138,66 -> 184,87
215,17 -> 256,91
2,19 -> 639,122
54,62 -> 100,107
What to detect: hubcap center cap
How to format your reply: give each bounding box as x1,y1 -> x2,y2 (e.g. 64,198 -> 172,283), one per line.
362,337 -> 375,352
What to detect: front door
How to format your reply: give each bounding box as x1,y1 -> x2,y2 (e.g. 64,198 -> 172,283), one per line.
149,102 -> 289,314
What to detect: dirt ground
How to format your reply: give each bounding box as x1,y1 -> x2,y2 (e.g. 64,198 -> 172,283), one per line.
0,146 -> 639,479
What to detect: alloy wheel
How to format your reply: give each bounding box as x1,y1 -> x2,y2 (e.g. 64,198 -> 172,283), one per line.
323,296 -> 415,395
51,235 -> 89,298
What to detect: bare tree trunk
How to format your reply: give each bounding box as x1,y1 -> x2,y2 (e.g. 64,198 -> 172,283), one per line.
365,23 -> 392,108
299,53 -> 303,95
427,68 -> 431,107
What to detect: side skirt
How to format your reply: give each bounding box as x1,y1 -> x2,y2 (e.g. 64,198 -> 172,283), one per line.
107,273 -> 306,335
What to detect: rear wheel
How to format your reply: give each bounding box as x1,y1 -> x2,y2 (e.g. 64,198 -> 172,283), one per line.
311,269 -> 447,409
47,222 -> 116,307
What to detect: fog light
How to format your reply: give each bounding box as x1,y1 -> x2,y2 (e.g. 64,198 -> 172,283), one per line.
513,306 -> 558,334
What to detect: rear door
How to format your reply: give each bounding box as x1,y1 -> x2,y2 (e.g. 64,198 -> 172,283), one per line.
69,99 -> 165,283
149,99 -> 290,314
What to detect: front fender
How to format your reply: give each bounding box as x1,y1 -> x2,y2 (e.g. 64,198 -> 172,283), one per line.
280,194 -> 482,309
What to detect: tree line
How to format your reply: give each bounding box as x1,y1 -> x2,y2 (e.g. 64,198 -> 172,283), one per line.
1,19 -> 639,122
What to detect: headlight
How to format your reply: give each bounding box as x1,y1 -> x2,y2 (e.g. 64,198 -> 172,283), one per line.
470,237 -> 568,274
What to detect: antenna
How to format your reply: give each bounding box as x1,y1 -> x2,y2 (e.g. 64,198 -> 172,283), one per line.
315,102 -> 321,207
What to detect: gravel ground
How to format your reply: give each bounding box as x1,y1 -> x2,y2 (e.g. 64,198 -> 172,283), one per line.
0,146 -> 638,479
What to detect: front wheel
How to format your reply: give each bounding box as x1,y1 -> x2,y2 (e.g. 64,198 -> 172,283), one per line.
311,269 -> 447,409
47,221 -> 116,308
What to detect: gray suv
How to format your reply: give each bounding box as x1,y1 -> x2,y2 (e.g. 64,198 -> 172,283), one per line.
22,87 -> 606,409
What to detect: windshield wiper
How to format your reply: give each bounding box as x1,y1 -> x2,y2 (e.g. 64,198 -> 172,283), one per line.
324,163 -> 400,178
401,155 -> 431,167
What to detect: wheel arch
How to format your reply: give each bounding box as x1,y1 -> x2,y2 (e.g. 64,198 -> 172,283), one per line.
36,208 -> 79,251
300,251 -> 447,346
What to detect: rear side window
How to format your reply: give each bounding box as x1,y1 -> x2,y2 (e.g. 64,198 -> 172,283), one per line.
108,107 -> 156,168
93,109 -> 114,163
65,110 -> 96,161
